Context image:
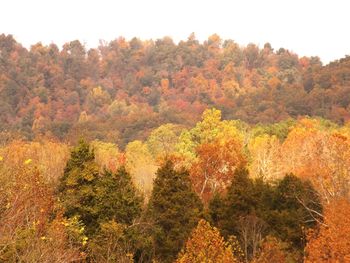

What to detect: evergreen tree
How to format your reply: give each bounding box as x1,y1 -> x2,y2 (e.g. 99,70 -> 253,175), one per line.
148,161 -> 203,263
95,167 -> 143,226
59,139 -> 100,235
210,167 -> 272,260
210,167 -> 267,236
272,174 -> 322,250
209,169 -> 322,261
59,139 -> 143,236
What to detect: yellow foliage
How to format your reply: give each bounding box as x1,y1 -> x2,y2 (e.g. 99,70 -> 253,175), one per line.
24,159 -> 32,165
176,108 -> 245,174
192,108 -> 244,145
125,140 -> 158,200
146,123 -> 180,159
176,219 -> 239,263
91,140 -> 121,172
248,135 -> 283,180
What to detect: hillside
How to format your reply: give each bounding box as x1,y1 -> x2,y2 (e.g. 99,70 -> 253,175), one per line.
1,33 -> 350,262
1,33 -> 350,147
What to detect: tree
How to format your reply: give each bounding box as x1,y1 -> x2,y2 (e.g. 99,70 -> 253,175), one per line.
209,167 -> 270,261
146,123 -> 180,159
272,174 -> 322,251
209,167 -> 260,234
91,140 -> 121,172
176,219 -> 239,263
252,236 -> 288,263
236,214 -> 267,262
88,220 -> 133,263
191,108 -> 223,144
209,169 -> 321,261
125,140 -> 158,200
59,139 -> 143,236
244,43 -> 261,70
147,161 -> 203,263
0,161 -> 81,262
187,109 -> 246,202
94,167 -> 143,225
281,119 -> 350,203
305,198 -> 350,262
191,138 -> 246,202
58,139 -> 100,235
248,134 -> 283,181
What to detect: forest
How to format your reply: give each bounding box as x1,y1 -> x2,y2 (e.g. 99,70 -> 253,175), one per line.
1,33 -> 350,146
1,33 -> 350,262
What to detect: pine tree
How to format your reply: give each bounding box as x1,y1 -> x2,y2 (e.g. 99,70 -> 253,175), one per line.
95,167 -> 143,225
209,169 -> 322,261
210,167 -> 260,237
59,139 -> 143,236
148,161 -> 203,263
210,167 -> 272,261
272,174 -> 322,250
59,139 -> 100,235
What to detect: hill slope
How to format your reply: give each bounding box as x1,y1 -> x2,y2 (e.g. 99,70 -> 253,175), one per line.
1,33 -> 350,145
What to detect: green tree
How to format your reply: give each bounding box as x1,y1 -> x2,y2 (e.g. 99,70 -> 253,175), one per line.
95,167 -> 143,225
209,169 -> 322,261
148,161 -> 203,263
272,174 -> 322,250
209,167 -> 272,261
59,139 -> 143,236
209,168 -> 262,235
59,139 -> 100,235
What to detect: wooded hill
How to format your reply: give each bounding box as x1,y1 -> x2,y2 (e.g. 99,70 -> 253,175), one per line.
1,110 -> 350,262
1,33 -> 350,262
1,33 -> 350,146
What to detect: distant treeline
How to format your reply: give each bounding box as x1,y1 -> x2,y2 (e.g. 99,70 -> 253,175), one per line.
1,33 -> 350,146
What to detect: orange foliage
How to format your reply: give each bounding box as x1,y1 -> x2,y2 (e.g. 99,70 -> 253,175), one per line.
190,138 -> 246,203
0,163 -> 81,262
281,119 -> 350,202
176,220 -> 239,263
267,76 -> 281,89
305,198 -> 350,262
0,140 -> 69,184
252,236 -> 288,263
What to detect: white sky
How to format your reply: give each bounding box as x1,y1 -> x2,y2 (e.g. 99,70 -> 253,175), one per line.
1,0 -> 349,64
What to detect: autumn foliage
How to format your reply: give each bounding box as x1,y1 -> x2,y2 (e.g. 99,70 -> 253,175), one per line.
1,34 -> 350,146
176,220 -> 239,263
305,198 -> 350,262
1,30 -> 350,261
191,138 -> 246,202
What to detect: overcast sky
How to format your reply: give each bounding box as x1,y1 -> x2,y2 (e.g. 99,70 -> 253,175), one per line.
1,0 -> 349,64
